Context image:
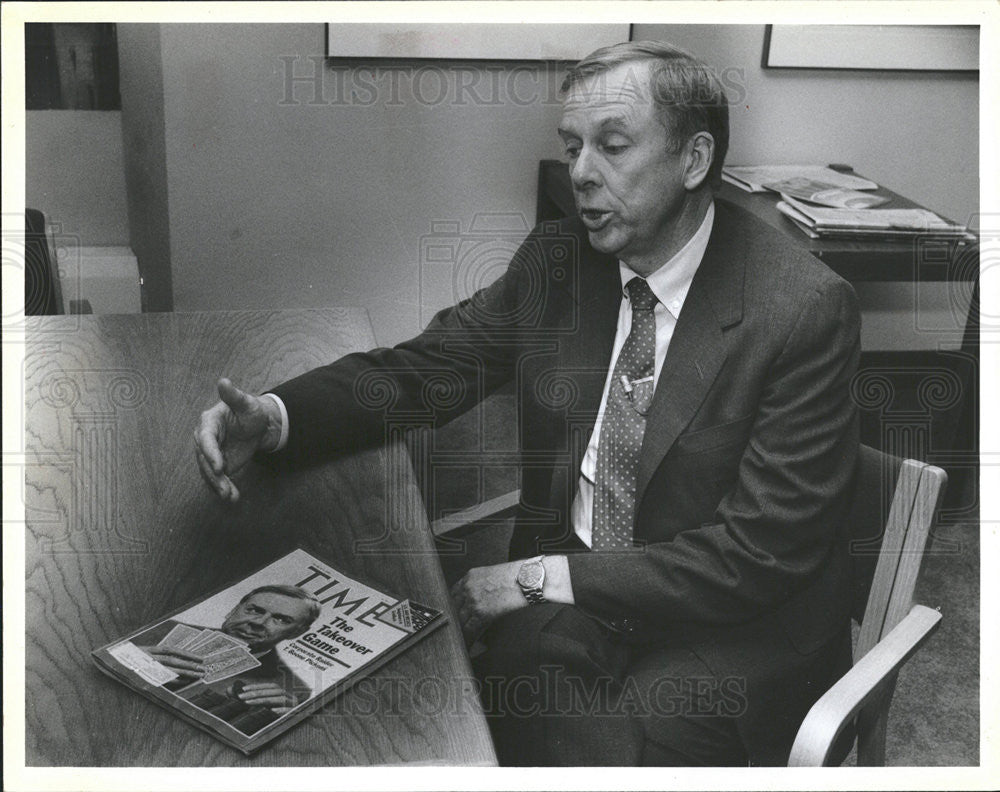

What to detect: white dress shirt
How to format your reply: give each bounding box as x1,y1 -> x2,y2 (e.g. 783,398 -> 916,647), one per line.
571,202 -> 715,547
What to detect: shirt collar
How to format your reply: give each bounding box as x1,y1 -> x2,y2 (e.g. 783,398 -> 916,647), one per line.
619,201 -> 715,320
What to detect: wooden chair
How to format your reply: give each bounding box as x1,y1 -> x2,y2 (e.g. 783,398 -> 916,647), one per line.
431,445 -> 947,767
788,445 -> 947,766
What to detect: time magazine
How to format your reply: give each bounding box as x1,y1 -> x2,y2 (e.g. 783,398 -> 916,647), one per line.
91,548 -> 444,754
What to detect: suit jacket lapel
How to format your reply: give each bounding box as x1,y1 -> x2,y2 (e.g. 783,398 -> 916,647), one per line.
572,252 -> 620,412
636,202 -> 746,501
557,233 -> 620,473
537,230 -> 619,529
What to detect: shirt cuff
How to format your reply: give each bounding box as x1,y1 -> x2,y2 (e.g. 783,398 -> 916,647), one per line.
261,393 -> 289,452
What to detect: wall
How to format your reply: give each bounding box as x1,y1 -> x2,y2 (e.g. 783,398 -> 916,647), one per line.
154,24 -> 566,345
635,24 -> 978,223
117,23 -> 978,350
25,110 -> 130,245
118,24 -> 173,311
635,24 -> 979,351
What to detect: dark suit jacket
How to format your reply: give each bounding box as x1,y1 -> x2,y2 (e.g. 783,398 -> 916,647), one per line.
270,200 -> 860,754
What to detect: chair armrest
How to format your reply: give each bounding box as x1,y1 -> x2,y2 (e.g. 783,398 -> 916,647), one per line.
787,604 -> 942,766
431,489 -> 520,537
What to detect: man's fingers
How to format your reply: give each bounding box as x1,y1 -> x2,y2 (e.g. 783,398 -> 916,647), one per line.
462,614 -> 482,647
449,574 -> 469,603
237,683 -> 291,706
195,445 -> 228,499
450,575 -> 480,644
195,446 -> 239,502
224,475 -> 240,502
238,692 -> 288,705
195,441 -> 222,486
154,647 -> 203,662
453,594 -> 480,646
217,377 -> 256,415
146,652 -> 204,674
195,418 -> 225,475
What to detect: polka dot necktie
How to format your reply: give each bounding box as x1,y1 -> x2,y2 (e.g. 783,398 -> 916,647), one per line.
592,277 -> 658,552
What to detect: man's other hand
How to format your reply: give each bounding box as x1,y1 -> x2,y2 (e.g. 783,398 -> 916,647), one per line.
138,646 -> 205,680
451,556 -> 576,646
194,378 -> 282,503
450,560 -> 528,647
234,681 -> 299,713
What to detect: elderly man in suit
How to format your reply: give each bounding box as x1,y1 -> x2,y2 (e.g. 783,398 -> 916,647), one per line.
194,41 -> 859,766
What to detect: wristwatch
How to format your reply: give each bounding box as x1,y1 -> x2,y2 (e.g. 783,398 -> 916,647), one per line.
516,557 -> 547,605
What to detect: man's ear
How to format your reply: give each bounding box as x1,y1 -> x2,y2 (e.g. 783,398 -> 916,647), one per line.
683,131 -> 715,191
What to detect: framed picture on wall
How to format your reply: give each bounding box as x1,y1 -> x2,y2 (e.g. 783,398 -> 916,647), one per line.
763,25 -> 978,71
326,23 -> 632,61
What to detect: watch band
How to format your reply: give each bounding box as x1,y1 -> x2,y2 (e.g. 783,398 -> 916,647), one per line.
522,586 -> 547,605
516,558 -> 547,605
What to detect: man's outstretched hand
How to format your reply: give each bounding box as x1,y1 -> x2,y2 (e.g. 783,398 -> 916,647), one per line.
194,378 -> 282,502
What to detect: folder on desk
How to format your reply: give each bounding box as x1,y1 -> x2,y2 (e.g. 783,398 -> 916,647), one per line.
722,165 -> 878,193
762,177 -> 888,209
776,194 -> 970,241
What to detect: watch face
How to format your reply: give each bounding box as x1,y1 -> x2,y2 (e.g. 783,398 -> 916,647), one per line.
517,562 -> 544,588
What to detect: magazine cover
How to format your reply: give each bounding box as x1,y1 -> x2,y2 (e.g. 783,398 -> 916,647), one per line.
91,548 -> 444,754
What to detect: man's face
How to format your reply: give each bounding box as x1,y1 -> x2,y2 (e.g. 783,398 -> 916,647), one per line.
222,592 -> 313,652
558,61 -> 696,271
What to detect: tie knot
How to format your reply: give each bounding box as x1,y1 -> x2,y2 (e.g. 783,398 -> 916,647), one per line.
626,277 -> 657,312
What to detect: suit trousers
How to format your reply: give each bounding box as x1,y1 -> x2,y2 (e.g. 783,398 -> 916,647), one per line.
473,603 -> 850,766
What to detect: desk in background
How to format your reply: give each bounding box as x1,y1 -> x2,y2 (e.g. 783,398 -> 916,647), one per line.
23,309 -> 496,766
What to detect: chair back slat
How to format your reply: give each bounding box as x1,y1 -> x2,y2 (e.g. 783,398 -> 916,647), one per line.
854,456 -> 947,662
855,459 -> 924,659
847,447 -> 903,626
879,465 -> 947,638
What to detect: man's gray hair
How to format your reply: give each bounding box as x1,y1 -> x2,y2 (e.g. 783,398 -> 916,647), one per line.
562,40 -> 730,188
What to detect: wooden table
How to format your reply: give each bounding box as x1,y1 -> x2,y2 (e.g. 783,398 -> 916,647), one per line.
23,309 -> 496,766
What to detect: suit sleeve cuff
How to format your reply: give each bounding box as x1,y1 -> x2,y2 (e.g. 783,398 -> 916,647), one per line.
261,393 -> 289,452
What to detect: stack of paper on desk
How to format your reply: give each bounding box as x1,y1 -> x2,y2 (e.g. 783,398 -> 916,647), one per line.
776,194 -> 970,241
761,177 -> 888,209
722,165 -> 878,193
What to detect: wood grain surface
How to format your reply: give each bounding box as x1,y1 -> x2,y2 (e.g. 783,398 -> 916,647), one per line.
23,310 -> 496,766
